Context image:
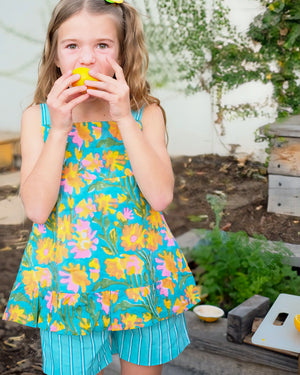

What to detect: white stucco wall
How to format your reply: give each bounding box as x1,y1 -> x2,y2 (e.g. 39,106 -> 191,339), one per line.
0,0 -> 271,161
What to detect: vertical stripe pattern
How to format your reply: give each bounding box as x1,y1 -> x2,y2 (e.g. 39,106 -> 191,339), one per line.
40,313 -> 190,375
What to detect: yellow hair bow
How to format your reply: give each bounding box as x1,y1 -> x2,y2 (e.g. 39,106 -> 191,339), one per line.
105,0 -> 123,3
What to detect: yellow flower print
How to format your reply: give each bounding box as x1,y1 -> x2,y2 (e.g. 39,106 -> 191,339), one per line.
164,299 -> 172,310
75,198 -> 97,218
156,251 -> 178,280
75,122 -> 93,147
176,249 -> 189,272
104,258 -> 126,280
91,123 -> 102,139
146,229 -> 163,252
143,312 -> 152,322
89,258 -> 100,282
121,223 -> 146,251
59,264 -> 91,293
82,152 -> 103,172
22,270 -> 39,299
61,293 -> 79,306
121,254 -> 144,275
157,278 -> 176,297
80,318 -> 91,334
54,244 -> 69,264
117,194 -> 127,204
102,150 -> 126,171
95,193 -> 118,215
75,148 -> 83,160
121,313 -> 144,330
103,316 -> 110,329
185,285 -> 200,305
146,209 -> 164,229
50,321 -> 65,332
172,296 -> 189,314
61,162 -> 85,194
126,286 -> 148,302
108,121 -> 122,141
36,238 -> 55,265
57,215 -> 73,242
68,197 -> 75,209
124,168 -> 133,177
109,318 -> 122,331
5,305 -> 27,324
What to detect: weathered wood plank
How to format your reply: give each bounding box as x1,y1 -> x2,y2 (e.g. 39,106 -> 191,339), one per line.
186,312 -> 298,373
268,175 -> 300,216
265,117 -> 300,137
268,138 -> 300,177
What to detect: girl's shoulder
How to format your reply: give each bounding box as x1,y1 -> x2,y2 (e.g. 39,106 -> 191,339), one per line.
22,104 -> 42,127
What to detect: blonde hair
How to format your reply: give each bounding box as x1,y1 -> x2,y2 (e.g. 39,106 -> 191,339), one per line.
32,0 -> 165,121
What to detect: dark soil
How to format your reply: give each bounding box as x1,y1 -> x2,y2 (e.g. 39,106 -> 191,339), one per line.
0,154 -> 299,374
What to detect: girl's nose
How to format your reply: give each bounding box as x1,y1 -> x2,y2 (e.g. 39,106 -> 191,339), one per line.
79,47 -> 96,65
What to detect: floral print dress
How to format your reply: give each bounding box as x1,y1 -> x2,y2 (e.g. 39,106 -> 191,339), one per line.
3,103 -> 200,335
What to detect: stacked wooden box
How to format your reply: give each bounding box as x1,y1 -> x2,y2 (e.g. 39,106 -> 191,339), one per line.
266,116 -> 300,217
0,132 -> 20,169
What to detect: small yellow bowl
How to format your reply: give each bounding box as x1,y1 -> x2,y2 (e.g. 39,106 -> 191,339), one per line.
193,305 -> 224,322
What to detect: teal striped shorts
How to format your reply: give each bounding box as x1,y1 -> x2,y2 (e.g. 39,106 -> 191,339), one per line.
40,313 -> 190,375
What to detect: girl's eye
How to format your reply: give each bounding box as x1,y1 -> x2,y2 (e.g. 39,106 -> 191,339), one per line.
67,44 -> 77,49
97,43 -> 108,49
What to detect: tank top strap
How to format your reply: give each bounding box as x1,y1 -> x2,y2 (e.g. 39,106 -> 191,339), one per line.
132,105 -> 145,130
40,103 -> 51,142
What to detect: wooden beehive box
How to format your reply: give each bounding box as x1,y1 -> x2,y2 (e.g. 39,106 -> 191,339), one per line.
0,132 -> 20,169
264,116 -> 300,217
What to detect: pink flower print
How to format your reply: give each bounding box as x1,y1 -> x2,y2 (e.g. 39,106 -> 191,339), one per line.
161,228 -> 175,247
82,171 -> 97,184
156,278 -> 176,297
69,123 -> 93,149
45,291 -> 57,313
37,224 -> 46,234
155,251 -> 178,279
68,220 -> 99,259
95,292 -> 110,315
82,153 -> 103,173
59,264 -> 91,293
69,127 -> 84,149
123,207 -> 134,220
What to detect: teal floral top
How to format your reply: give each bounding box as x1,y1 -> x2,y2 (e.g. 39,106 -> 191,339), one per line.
3,103 -> 200,335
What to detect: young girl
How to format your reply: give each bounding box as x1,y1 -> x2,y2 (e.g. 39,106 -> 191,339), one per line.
3,1 -> 200,374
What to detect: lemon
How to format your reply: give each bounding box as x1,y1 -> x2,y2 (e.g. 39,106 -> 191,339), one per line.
72,67 -> 99,88
294,314 -> 300,332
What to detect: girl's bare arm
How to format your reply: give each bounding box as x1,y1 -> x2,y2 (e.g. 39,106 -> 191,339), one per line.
20,105 -> 69,224
117,104 -> 174,212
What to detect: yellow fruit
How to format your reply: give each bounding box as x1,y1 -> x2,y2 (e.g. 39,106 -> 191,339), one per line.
294,314 -> 300,332
72,67 -> 99,88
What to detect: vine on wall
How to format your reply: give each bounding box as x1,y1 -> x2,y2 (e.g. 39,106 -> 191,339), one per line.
248,0 -> 300,119
144,0 -> 300,130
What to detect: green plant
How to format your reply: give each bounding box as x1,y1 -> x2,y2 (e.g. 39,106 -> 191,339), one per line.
248,0 -> 300,119
191,194 -> 300,312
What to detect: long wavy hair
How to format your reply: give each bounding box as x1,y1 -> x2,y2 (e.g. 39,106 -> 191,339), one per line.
32,0 -> 166,122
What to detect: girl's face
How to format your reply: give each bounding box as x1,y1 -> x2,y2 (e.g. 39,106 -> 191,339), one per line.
56,10 -> 120,76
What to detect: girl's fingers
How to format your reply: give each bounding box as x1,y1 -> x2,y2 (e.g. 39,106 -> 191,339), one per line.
106,57 -> 126,82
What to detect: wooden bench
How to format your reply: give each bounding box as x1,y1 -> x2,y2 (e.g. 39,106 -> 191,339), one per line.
0,132 -> 20,169
262,117 -> 300,217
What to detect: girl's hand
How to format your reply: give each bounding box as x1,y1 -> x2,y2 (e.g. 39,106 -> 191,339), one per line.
86,58 -> 132,123
46,71 -> 90,135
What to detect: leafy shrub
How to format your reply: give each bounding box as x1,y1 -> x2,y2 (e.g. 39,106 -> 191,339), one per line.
191,194 -> 300,312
